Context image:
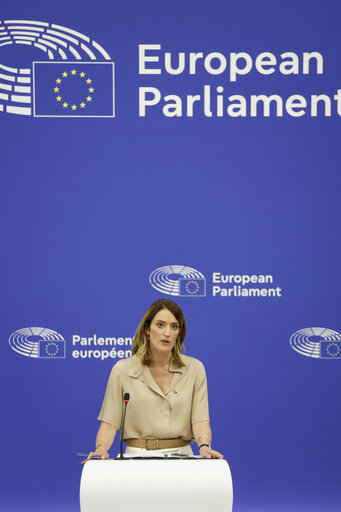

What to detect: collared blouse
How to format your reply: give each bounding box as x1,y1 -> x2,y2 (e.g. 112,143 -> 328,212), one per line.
98,354 -> 210,441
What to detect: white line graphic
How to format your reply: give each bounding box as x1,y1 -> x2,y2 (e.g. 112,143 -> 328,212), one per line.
69,45 -> 81,59
5,20 -> 49,26
6,105 -> 31,115
42,34 -> 68,47
92,40 -> 110,60
58,48 -> 67,60
11,94 -> 31,103
47,29 -> 79,45
14,85 -> 30,92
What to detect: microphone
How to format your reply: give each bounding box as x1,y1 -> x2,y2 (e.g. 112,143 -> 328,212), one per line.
119,393 -> 130,459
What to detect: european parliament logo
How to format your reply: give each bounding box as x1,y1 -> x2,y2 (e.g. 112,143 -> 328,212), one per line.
9,327 -> 66,359
149,265 -> 206,297
0,19 -> 114,117
290,327 -> 341,359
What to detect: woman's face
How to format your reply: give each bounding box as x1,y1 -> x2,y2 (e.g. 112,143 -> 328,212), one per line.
146,308 -> 180,355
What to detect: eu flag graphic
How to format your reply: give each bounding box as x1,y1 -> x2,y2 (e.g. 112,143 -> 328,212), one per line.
320,341 -> 341,359
33,62 -> 115,117
39,340 -> 66,358
179,278 -> 206,296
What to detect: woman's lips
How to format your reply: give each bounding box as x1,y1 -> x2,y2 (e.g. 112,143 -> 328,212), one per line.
161,340 -> 170,344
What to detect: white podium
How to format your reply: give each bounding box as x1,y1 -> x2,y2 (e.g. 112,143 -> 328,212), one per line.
80,458 -> 233,512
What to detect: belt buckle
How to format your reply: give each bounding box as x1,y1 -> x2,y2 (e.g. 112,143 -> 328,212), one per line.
145,439 -> 159,450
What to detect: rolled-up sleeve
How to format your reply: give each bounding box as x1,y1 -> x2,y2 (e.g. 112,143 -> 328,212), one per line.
191,362 -> 210,424
97,364 -> 123,430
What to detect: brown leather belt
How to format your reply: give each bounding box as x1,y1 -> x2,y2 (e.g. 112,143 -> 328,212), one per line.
126,438 -> 190,450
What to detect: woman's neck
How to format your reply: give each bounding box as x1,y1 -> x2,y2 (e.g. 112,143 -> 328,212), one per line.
149,349 -> 172,369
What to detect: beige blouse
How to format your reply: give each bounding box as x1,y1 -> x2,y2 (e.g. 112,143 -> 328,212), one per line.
98,354 -> 210,441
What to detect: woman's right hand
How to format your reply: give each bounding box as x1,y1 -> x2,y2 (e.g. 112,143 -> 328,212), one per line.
81,422 -> 117,464
81,446 -> 109,464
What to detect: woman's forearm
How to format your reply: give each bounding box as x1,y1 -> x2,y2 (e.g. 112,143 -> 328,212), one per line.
82,421 -> 117,463
192,421 -> 223,459
95,421 -> 117,452
192,420 -> 212,448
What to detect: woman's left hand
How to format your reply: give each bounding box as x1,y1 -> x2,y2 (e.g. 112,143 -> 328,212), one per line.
199,446 -> 224,459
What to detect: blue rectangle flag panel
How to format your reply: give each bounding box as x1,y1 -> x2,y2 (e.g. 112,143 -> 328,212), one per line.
38,340 -> 66,358
179,278 -> 206,296
320,341 -> 341,359
33,62 -> 115,117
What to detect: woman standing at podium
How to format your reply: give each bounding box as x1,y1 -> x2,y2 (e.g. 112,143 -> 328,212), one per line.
84,299 -> 223,461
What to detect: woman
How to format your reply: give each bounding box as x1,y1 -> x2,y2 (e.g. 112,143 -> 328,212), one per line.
83,299 -> 223,462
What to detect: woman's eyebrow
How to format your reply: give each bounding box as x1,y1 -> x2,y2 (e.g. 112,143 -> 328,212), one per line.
156,320 -> 179,326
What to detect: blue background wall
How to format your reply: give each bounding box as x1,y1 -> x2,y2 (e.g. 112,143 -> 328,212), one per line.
1,1 -> 340,511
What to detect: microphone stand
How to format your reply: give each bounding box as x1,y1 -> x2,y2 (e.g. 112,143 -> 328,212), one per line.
119,393 -> 130,459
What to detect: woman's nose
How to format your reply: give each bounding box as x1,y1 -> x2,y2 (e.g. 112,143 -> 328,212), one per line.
164,325 -> 171,336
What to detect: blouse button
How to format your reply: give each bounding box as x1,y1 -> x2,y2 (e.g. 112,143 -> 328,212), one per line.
173,391 -> 178,395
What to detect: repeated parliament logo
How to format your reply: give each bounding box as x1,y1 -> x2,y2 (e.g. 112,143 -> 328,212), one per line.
0,19 -> 114,117
290,327 -> 341,359
149,265 -> 206,297
9,327 -> 66,359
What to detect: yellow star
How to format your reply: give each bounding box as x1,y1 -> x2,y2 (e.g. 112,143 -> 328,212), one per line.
89,87 -> 94,93
63,102 -> 68,108
56,95 -> 62,101
86,78 -> 92,84
86,96 -> 92,102
80,102 -> 86,108
62,71 -> 68,77
80,72 -> 85,77
71,104 -> 77,110
56,78 -> 61,84
54,87 -> 59,93
71,69 -> 77,75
